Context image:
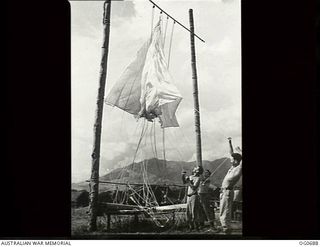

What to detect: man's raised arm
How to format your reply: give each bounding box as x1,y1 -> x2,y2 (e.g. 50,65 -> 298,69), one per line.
182,171 -> 189,184
228,137 -> 234,156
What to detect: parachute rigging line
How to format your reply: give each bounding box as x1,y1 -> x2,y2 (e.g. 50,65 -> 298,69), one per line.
149,125 -> 155,158
149,122 -> 158,160
159,11 -> 163,33
131,119 -> 148,166
104,9 -> 180,228
152,121 -> 158,159
126,184 -> 169,228
116,119 -> 143,181
161,20 -> 176,170
151,5 -> 155,37
163,16 -> 169,47
165,128 -> 185,162
202,157 -> 229,185
167,21 -> 175,68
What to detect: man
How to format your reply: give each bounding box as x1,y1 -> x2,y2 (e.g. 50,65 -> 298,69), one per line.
199,169 -> 217,232
219,137 -> 242,234
182,166 -> 203,231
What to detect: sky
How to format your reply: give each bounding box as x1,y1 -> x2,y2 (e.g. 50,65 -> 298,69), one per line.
71,0 -> 241,183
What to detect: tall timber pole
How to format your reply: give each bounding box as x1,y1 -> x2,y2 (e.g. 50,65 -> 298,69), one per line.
89,0 -> 111,232
189,9 -> 202,168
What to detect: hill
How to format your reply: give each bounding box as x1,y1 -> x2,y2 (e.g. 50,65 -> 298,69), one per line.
72,157 -> 241,191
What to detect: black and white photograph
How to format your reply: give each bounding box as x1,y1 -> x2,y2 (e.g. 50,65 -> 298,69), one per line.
71,0 -> 242,237
70,0 -> 242,237
5,0 -> 320,242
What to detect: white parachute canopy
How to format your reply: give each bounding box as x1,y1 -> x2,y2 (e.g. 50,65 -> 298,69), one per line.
105,20 -> 182,128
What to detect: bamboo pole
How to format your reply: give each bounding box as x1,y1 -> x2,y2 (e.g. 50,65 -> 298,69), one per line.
88,0 -> 111,232
189,9 -> 202,168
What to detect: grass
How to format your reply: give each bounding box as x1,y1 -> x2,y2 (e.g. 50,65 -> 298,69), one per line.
72,206 -> 242,237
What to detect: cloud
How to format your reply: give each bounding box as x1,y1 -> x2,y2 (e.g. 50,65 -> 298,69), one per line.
176,103 -> 241,163
101,141 -> 137,169
202,37 -> 233,54
70,1 -> 137,37
71,1 -> 241,182
112,1 -> 136,20
72,136 -> 92,182
222,0 -> 236,3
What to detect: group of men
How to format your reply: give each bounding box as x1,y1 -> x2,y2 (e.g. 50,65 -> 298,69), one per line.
182,137 -> 242,234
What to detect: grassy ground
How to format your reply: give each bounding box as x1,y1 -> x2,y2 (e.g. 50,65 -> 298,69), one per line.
72,206 -> 242,238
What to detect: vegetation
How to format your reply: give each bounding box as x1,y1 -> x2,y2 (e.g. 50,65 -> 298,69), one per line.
71,157 -> 242,236
72,206 -> 242,236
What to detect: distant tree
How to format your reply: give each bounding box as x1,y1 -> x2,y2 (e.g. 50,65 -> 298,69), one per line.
76,190 -> 89,207
98,191 -> 113,203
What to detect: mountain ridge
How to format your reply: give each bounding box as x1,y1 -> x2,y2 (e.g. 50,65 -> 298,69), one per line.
72,157 -> 242,191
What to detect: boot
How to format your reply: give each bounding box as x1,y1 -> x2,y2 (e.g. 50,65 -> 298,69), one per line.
198,221 -> 205,230
188,223 -> 194,232
222,227 -> 232,235
191,221 -> 200,231
206,222 -> 218,233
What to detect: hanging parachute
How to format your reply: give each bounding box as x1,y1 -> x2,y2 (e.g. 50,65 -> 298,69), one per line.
105,20 -> 182,128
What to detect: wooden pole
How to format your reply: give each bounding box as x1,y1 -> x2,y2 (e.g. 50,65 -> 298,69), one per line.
189,9 -> 202,168
88,0 -> 111,232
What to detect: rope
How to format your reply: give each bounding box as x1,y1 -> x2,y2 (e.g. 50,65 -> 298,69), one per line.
149,122 -> 156,159
127,184 -> 146,206
103,48 -> 144,181
142,160 -> 157,207
141,128 -> 151,206
102,16 -> 184,231
103,8 -> 181,226
142,161 -> 147,205
142,162 -> 151,206
211,157 -> 229,176
167,21 -> 175,68
131,119 -> 148,165
149,121 -> 158,160
153,121 -> 158,159
113,186 -> 119,203
170,128 -> 193,172
151,5 -> 155,37
163,16 -> 169,47
166,128 -> 185,161
116,119 -> 142,181
161,19 -> 175,171
202,157 -> 229,184
106,128 -> 171,227
159,11 -> 163,32
120,185 -> 129,204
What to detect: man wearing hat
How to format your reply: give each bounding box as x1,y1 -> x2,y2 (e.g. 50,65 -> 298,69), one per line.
182,166 -> 203,231
219,137 -> 242,234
